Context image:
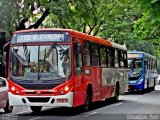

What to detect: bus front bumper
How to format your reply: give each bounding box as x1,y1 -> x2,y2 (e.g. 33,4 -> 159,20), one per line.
8,92 -> 73,107
128,84 -> 144,91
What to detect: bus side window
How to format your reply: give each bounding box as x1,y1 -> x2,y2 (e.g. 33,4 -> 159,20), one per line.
107,47 -> 114,67
115,49 -> 119,68
151,59 -> 153,70
118,50 -> 124,68
84,41 -> 91,66
124,51 -> 128,68
100,46 -> 107,67
147,59 -> 149,70
156,60 -> 157,70
148,59 -> 150,70
144,60 -> 147,73
91,43 -> 99,66
74,41 -> 82,74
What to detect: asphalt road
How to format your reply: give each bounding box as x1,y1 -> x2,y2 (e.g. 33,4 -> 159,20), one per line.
1,85 -> 160,120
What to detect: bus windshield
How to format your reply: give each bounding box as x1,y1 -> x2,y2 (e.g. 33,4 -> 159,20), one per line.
10,44 -> 71,81
128,59 -> 142,77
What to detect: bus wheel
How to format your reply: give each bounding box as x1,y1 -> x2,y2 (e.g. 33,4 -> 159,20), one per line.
146,79 -> 149,92
4,101 -> 13,113
84,89 -> 92,111
152,86 -> 155,91
113,83 -> 119,102
30,106 -> 42,113
152,79 -> 156,91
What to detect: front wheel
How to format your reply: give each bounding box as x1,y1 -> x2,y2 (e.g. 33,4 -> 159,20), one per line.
84,89 -> 92,111
4,101 -> 13,113
30,106 -> 42,113
113,83 -> 119,102
152,79 -> 156,91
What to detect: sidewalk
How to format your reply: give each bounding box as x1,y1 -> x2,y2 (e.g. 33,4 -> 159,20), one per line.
155,84 -> 160,90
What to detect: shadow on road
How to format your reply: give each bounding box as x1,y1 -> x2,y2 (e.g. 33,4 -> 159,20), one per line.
0,112 -> 5,115
125,88 -> 156,95
18,98 -> 122,116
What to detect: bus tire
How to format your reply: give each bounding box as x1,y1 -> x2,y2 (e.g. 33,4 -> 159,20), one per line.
113,82 -> 119,102
30,106 -> 42,113
152,86 -> 155,91
152,79 -> 156,91
4,100 -> 13,113
146,79 -> 149,92
84,87 -> 92,111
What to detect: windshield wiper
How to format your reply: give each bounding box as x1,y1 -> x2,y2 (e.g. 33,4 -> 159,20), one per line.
44,43 -> 57,59
38,43 -> 57,80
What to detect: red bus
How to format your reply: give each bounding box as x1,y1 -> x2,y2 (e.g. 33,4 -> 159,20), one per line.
6,29 -> 128,112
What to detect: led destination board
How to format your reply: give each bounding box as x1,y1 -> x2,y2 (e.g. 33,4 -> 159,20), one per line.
12,32 -> 70,43
128,53 -> 143,58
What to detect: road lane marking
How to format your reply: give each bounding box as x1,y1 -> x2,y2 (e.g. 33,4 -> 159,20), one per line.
29,117 -> 41,120
114,102 -> 123,106
15,111 -> 28,115
83,112 -> 98,117
133,97 -> 138,99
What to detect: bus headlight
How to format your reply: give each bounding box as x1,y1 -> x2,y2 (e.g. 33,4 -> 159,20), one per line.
57,85 -> 73,95
11,86 -> 16,91
10,86 -> 20,95
138,78 -> 143,84
64,86 -> 69,91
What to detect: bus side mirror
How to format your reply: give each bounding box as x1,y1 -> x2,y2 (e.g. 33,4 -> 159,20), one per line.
2,41 -> 11,67
2,52 -> 7,66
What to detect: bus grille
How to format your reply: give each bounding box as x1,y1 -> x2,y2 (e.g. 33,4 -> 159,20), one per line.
129,76 -> 141,81
17,83 -> 60,90
27,97 -> 51,103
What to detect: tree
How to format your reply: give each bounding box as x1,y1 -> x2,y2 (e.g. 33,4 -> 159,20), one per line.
0,0 -> 51,36
0,0 -> 158,50
133,1 -> 160,48
0,0 -> 141,45
45,0 -> 141,45
48,0 -> 113,36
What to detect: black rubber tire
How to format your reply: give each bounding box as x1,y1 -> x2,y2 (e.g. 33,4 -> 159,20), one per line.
152,79 -> 156,91
84,90 -> 92,111
4,101 -> 13,113
147,79 -> 149,92
113,83 -> 119,102
30,106 -> 42,113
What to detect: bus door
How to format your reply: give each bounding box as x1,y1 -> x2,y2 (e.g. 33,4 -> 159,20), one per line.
73,38 -> 84,106
2,41 -> 10,78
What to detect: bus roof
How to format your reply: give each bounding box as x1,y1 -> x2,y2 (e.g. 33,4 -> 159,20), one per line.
111,42 -> 127,51
13,28 -> 72,34
128,51 -> 156,60
13,28 -> 126,51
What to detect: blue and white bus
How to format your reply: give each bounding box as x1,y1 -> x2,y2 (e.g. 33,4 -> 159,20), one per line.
127,51 -> 158,92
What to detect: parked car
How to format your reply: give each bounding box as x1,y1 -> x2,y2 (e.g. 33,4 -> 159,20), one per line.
157,75 -> 160,84
0,77 -> 13,113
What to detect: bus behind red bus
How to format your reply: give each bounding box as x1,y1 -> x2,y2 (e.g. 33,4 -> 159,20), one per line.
6,29 -> 128,112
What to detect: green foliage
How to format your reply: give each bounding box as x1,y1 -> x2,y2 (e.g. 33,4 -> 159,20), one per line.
0,0 -> 140,45
49,0 -> 112,35
45,0 -> 141,45
0,0 -> 51,36
0,0 -> 160,65
134,0 -> 160,71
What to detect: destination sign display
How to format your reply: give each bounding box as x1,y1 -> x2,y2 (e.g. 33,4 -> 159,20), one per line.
12,32 -> 70,43
128,53 -> 143,58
